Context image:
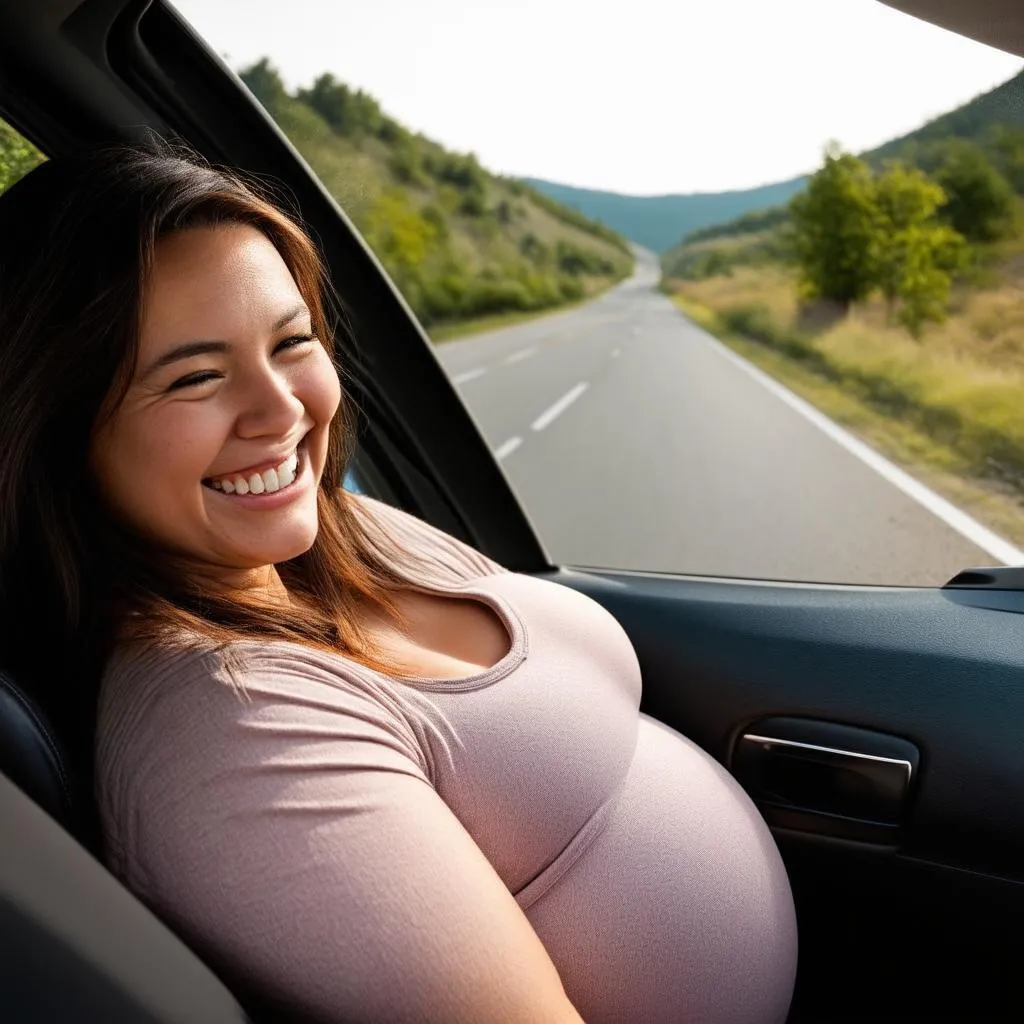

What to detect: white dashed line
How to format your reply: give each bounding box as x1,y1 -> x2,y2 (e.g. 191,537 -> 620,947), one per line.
504,347 -> 538,365
452,368 -> 486,384
494,436 -> 522,460
532,383 -> 589,432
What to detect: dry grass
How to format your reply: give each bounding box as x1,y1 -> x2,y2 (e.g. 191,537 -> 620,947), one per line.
670,265 -> 1024,498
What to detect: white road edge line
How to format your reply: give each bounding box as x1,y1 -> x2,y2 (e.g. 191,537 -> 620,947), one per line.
532,383 -> 589,432
702,331 -> 1024,566
505,347 -> 537,365
452,367 -> 486,384
494,436 -> 522,460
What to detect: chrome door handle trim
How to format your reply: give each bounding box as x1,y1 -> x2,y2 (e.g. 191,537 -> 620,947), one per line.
740,733 -> 913,783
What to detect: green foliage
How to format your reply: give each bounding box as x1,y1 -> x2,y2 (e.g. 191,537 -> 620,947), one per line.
684,205 -> 790,244
423,151 -> 487,192
932,140 -> 1017,242
788,146 -> 970,337
296,73 -> 393,143
457,189 -> 486,217
390,136 -> 430,187
235,57 -> 633,328
517,183 -> 633,255
865,68 -> 1024,170
988,125 -> 1024,193
555,240 -> 616,276
789,143 -> 880,307
363,191 -> 436,276
0,119 -> 45,195
238,58 -> 288,115
873,162 -> 967,336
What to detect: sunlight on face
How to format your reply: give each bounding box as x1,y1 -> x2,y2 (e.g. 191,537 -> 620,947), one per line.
90,223 -> 341,589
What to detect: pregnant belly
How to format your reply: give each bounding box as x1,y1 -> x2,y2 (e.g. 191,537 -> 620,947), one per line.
523,714 -> 798,1024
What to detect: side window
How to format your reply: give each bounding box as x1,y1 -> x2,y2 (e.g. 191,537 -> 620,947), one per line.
174,1 -> 1024,589
0,117 -> 45,196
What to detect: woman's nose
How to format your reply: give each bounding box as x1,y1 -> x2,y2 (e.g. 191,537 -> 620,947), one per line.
233,366 -> 305,439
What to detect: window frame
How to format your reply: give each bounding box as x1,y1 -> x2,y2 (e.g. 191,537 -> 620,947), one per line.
0,0 -> 551,574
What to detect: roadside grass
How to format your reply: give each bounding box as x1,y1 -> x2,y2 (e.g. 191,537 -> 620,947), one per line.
667,270 -> 1024,549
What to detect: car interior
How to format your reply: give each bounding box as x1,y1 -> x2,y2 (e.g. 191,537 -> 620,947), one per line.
3,0 -> 1024,1021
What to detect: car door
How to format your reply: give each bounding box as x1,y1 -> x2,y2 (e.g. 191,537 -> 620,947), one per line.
2,2 -> 1024,1022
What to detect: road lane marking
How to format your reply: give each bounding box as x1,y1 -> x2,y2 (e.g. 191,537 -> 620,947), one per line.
702,332 -> 1024,565
452,368 -> 486,384
612,348 -> 621,358
504,347 -> 537,365
532,383 -> 589,432
494,436 -> 522,460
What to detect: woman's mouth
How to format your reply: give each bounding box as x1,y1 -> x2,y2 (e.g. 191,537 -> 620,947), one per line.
201,439 -> 311,506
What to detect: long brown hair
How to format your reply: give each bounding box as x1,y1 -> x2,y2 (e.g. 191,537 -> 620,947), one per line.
0,141 -> 420,738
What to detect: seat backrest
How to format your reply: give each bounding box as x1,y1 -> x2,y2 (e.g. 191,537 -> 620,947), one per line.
0,668 -> 258,1022
0,668 -> 86,836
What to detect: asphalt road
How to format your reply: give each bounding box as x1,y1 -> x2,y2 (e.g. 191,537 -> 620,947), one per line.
433,248 -> 1018,586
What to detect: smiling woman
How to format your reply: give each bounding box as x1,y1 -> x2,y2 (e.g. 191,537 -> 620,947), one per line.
0,142 -> 796,1023
90,223 -> 338,583
0,143 -> 419,680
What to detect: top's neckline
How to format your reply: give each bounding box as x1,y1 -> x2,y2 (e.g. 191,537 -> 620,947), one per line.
377,579 -> 528,693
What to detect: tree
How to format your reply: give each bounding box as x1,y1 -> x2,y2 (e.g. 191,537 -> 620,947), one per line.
297,74 -> 357,135
0,119 -> 45,195
933,140 -> 1016,242
987,125 -> 1024,194
789,142 -> 879,308
237,58 -> 288,115
872,162 -> 966,337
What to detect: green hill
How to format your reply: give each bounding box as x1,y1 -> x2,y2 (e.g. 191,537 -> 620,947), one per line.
522,176 -> 807,254
866,67 -> 1024,173
238,61 -> 633,331
661,66 -> 1024,274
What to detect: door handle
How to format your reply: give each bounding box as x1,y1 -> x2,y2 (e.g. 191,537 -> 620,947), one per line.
731,717 -> 919,835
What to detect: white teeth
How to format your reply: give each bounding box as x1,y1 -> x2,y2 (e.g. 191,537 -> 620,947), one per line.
208,446 -> 301,496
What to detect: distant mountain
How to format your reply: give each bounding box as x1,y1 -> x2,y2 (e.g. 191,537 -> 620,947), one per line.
521,176 -> 808,254
527,67 -> 1024,256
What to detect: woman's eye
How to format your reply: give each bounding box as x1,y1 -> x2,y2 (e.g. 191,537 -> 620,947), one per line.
168,371 -> 221,391
166,336 -> 315,391
276,333 -> 315,353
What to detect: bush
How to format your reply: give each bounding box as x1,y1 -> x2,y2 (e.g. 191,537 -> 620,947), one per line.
390,139 -> 429,187
719,303 -> 783,346
934,140 -> 1017,242
458,189 -> 486,216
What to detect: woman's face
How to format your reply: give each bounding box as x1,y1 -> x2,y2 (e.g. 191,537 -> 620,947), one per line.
90,222 -> 341,587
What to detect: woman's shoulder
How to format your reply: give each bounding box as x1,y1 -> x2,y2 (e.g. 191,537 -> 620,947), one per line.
347,491 -> 509,587
95,635 -> 429,797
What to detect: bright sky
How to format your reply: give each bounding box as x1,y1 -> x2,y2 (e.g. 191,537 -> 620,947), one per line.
171,0 -> 1022,196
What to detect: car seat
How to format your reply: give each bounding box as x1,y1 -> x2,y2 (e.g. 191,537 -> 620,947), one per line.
0,667 -> 255,1021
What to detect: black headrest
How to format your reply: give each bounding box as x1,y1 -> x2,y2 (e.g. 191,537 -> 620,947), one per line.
0,669 -> 84,840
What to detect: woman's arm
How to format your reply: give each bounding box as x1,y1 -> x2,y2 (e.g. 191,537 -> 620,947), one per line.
116,648 -> 584,1023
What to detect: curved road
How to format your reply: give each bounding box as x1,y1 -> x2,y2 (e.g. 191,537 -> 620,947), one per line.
433,248 -> 1019,586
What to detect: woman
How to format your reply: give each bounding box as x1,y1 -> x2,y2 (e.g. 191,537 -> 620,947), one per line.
0,144 -> 797,1023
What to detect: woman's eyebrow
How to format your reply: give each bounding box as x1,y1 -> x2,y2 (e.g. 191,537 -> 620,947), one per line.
141,304 -> 311,379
